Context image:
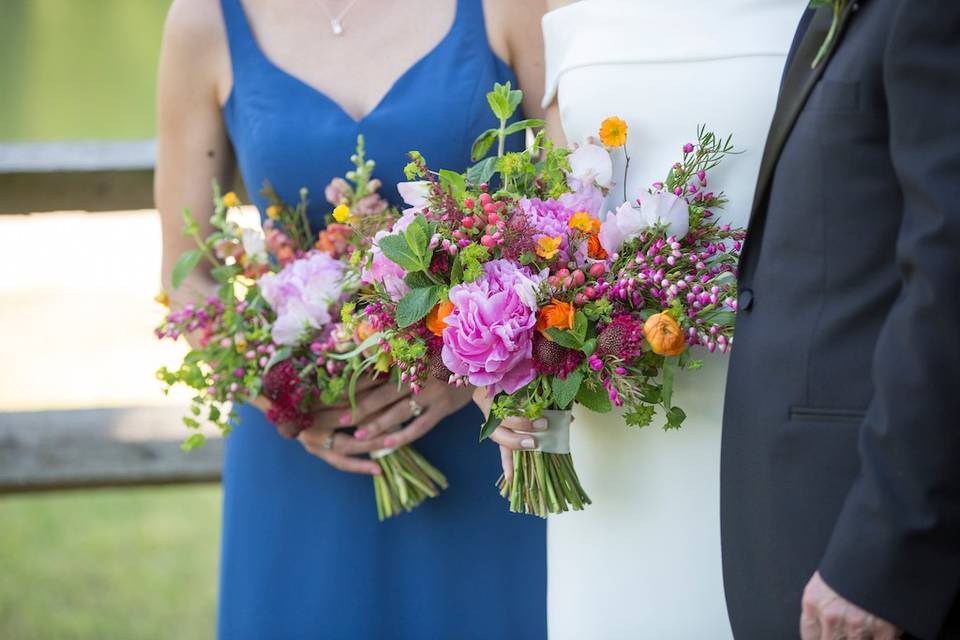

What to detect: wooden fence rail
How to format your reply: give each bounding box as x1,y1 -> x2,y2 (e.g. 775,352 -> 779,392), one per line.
0,406 -> 222,494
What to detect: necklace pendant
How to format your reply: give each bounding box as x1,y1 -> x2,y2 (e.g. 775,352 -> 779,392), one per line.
330,18 -> 344,36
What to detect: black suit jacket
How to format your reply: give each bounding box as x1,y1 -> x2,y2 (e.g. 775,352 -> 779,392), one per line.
721,1 -> 960,638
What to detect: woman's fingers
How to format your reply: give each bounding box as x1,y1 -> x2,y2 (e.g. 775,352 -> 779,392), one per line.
500,445 -> 515,485
348,383 -> 411,430
354,397 -> 419,440
297,430 -> 383,475
490,425 -> 539,451
377,407 -> 443,450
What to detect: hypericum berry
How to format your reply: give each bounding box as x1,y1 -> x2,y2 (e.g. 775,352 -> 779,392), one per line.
571,270 -> 585,286
462,216 -> 475,229
589,263 -> 606,278
464,197 -> 475,209
479,192 -> 492,206
479,183 -> 489,193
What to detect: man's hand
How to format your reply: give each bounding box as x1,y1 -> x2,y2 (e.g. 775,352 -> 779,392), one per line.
801,572 -> 901,640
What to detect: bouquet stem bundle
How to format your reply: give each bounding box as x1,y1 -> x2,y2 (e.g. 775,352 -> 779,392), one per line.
373,446 -> 448,521
498,450 -> 590,517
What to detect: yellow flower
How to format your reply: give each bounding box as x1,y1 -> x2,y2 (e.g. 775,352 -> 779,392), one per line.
222,192 -> 241,208
599,116 -> 628,148
332,204 -> 351,223
569,211 -> 595,233
536,235 -> 563,260
266,205 -> 282,220
154,290 -> 170,307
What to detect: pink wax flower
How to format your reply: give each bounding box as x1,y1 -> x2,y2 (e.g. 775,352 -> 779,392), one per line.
258,251 -> 345,346
441,260 -> 542,395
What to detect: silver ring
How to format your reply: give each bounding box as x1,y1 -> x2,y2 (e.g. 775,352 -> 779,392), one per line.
409,399 -> 424,417
321,433 -> 336,450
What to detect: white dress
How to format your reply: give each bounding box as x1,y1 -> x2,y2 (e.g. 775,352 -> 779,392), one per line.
542,2 -> 805,638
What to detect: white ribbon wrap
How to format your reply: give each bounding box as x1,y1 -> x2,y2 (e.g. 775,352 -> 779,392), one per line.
516,409 -> 572,455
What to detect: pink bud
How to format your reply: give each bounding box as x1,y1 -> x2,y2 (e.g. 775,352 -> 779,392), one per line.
480,235 -> 496,248
589,263 -> 606,278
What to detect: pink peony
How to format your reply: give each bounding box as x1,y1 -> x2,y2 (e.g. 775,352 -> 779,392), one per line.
441,260 -> 543,395
258,251 -> 345,345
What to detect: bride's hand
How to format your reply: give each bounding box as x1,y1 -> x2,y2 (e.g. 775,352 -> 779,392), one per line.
352,377 -> 474,450
471,388 -> 548,484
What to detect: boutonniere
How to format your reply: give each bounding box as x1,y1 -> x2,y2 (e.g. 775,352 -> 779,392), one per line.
809,0 -> 849,68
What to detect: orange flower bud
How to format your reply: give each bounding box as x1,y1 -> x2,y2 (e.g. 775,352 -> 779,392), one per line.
425,300 -> 454,337
537,299 -> 576,337
643,312 -> 685,357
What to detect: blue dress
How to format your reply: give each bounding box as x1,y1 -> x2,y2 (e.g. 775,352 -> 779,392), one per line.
217,1 -> 547,638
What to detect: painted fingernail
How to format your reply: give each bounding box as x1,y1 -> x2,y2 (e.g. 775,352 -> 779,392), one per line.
383,437 -> 396,448
339,413 -> 352,426
532,418 -> 548,431
521,437 -> 536,449
354,429 -> 368,440
371,466 -> 382,475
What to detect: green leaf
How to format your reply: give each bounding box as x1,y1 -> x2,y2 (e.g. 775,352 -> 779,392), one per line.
573,311 -> 588,342
665,406 -> 687,430
661,356 -> 679,409
503,118 -> 545,136
171,249 -> 203,289
471,129 -> 499,161
396,286 -> 441,328
581,338 -> 597,357
449,253 -> 464,286
439,169 -> 467,199
552,371 -> 584,410
575,383 -> 612,414
487,88 -> 510,120
545,328 -> 583,351
404,216 -> 430,260
479,402 -> 505,442
378,234 -> 422,271
624,405 -> 656,428
506,87 -> 523,116
181,432 -> 207,451
466,156 -> 498,186
265,347 -> 292,372
404,271 -> 435,289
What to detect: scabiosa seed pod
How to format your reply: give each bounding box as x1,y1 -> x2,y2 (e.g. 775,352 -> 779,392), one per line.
596,314 -> 645,361
429,350 -> 453,382
532,333 -> 583,379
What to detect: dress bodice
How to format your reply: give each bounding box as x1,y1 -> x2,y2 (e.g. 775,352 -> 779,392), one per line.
219,0 -> 522,227
542,0 -> 806,227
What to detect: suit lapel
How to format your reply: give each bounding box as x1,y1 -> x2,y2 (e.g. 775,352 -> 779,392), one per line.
740,2 -> 860,275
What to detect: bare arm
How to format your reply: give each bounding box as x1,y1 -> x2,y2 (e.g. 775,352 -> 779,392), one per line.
542,0 -> 576,144
485,0 -> 547,121
155,0 -> 234,309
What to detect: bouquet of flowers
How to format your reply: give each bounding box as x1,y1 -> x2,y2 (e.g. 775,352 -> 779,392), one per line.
155,138 -> 447,520
358,83 -> 744,516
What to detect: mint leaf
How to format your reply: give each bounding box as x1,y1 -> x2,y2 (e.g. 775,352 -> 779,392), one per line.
552,371 -> 584,410
378,234 -> 422,272
471,129 -> 498,161
545,328 -> 583,351
396,286 -> 441,328
466,156 -> 498,186
575,382 -> 612,414
503,118 -> 545,136
404,271 -> 435,289
172,249 -> 203,289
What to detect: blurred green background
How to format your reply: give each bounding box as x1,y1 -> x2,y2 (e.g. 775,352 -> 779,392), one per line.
0,0 -> 169,141
0,2 -> 222,638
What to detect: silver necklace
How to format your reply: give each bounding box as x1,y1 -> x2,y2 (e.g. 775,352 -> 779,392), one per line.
316,0 -> 360,36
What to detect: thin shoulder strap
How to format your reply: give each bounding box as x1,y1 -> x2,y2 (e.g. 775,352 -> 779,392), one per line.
452,0 -> 498,58
219,0 -> 260,76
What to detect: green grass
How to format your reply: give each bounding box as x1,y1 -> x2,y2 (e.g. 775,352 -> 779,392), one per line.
0,485 -> 220,640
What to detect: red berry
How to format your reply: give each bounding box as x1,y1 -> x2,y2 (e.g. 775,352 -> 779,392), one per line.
464,197 -> 475,209
589,263 -> 606,278
572,270 -> 585,286
584,286 -> 597,300
481,235 -> 496,248
479,193 -> 492,206
556,268 -> 570,279
487,212 -> 500,225
462,216 -> 475,229
479,183 -> 489,193
574,293 -> 588,307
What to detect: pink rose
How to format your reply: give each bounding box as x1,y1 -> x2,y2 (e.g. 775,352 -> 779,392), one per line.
441,260 -> 542,396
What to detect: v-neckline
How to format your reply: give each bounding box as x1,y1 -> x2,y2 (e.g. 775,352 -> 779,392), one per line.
235,0 -> 461,125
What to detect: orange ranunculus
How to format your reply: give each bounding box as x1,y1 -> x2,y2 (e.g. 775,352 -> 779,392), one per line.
355,319 -> 377,343
587,233 -> 608,260
569,211 -> 594,233
643,312 -> 686,357
537,299 -> 576,337
425,300 -> 455,337
599,116 -> 628,148
536,235 -> 563,260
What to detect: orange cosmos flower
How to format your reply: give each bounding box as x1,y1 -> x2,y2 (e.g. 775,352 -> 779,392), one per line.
537,299 -> 576,337
536,235 -> 563,260
643,312 -> 686,357
599,116 -> 628,148
425,300 -> 455,337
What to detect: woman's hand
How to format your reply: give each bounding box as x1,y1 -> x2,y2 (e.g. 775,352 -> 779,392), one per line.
471,388 -> 548,484
255,375 -> 413,475
352,377 -> 474,450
